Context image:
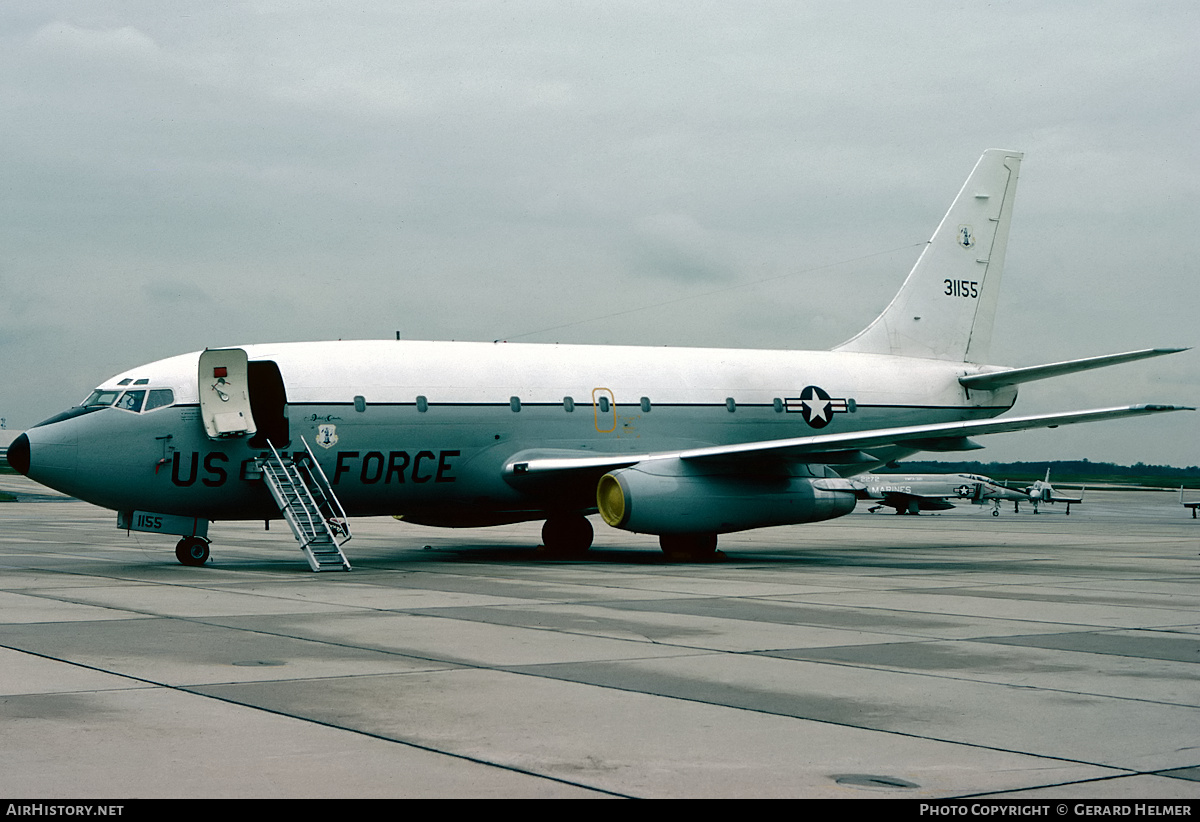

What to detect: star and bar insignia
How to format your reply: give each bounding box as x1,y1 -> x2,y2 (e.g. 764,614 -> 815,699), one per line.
784,385 -> 850,429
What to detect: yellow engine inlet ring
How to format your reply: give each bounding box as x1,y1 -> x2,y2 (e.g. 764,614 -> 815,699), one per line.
596,473 -> 628,528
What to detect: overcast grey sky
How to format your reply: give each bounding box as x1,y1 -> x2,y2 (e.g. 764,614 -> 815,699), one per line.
2,1 -> 1197,466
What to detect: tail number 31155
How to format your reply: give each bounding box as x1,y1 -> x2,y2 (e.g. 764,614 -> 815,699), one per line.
944,279 -> 979,298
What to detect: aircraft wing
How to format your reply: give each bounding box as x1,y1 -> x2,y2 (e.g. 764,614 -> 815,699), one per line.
506,404 -> 1191,477
1048,490 -> 1084,504
976,484 -> 1027,502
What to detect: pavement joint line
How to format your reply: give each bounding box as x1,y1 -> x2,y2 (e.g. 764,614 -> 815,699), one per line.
0,640 -> 633,799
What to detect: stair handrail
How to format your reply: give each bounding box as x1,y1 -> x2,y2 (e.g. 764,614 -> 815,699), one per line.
299,436 -> 351,543
264,440 -> 323,548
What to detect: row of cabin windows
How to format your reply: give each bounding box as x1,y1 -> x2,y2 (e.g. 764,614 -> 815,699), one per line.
349,396 -> 856,414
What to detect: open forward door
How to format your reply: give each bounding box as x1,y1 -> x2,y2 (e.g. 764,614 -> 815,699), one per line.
198,348 -> 258,439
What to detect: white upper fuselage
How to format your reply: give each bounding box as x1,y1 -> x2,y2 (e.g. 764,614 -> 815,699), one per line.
100,339 -> 1014,413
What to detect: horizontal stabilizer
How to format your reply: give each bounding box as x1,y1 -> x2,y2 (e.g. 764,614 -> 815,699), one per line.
960,348 -> 1188,390
506,404 -> 1193,478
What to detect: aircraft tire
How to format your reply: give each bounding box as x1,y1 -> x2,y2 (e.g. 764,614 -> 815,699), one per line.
659,533 -> 719,561
541,516 -> 593,556
175,537 -> 210,567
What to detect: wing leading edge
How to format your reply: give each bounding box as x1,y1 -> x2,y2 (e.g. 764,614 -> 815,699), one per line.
505,404 -> 1192,478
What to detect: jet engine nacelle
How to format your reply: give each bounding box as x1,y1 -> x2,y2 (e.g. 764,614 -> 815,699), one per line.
596,459 -> 857,535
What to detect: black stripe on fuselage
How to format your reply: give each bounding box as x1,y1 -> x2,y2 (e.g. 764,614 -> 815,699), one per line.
282,401 -> 1012,412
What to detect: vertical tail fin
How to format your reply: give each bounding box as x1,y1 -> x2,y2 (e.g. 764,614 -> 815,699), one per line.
835,149 -> 1023,363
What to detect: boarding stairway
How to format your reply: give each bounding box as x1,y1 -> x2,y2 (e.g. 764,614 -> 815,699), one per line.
258,438 -> 352,571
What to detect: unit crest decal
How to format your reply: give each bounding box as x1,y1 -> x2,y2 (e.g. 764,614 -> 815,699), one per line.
316,424 -> 339,449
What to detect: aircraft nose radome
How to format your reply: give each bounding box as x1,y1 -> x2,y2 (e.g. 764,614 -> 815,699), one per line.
7,433 -> 30,476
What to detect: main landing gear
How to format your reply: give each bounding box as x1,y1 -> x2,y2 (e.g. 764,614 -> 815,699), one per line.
175,536 -> 211,567
541,515 -> 594,556
659,532 -> 720,561
540,518 -> 722,561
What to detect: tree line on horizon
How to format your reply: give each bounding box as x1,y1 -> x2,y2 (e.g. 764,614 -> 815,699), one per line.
881,459 -> 1200,488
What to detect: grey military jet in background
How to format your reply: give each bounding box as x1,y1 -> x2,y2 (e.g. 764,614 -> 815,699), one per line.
855,471 -> 1027,516
1015,469 -> 1083,514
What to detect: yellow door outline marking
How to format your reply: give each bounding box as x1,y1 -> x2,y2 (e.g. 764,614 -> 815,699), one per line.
592,387 -> 616,433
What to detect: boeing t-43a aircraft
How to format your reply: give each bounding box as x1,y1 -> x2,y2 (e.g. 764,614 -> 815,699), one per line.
6,150 -> 1190,569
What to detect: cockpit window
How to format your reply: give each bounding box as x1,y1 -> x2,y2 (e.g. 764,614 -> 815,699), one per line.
145,389 -> 175,411
83,390 -> 120,407
81,387 -> 175,413
116,390 -> 145,412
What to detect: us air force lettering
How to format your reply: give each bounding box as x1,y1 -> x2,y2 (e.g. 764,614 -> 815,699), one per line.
5,150 -> 1192,569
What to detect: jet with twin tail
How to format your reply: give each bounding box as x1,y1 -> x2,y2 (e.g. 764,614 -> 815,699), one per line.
854,471 -> 1029,516
6,150 -> 1191,569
